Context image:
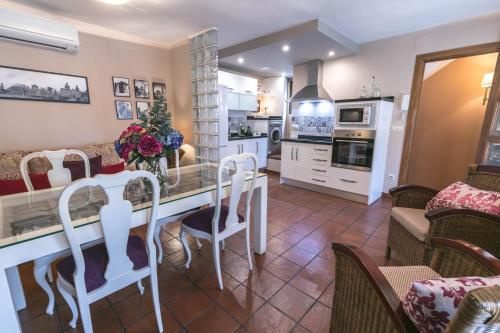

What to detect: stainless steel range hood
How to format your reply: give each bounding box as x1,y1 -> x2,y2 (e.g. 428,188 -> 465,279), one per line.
290,59 -> 332,103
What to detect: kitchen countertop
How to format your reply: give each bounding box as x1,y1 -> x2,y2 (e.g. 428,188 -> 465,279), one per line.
282,138 -> 332,145
228,133 -> 268,141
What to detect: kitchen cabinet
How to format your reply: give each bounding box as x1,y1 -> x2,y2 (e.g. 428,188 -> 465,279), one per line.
227,92 -> 258,112
280,142 -> 310,182
218,70 -> 258,94
330,167 -> 371,195
227,92 -> 240,110
222,138 -> 268,170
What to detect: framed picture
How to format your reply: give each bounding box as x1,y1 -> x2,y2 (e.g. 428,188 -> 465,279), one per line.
136,101 -> 150,118
152,82 -> 166,101
134,79 -> 149,99
115,100 -> 132,120
112,76 -> 130,97
0,65 -> 90,104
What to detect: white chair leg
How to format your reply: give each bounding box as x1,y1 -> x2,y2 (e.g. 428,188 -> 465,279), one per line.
149,269 -> 164,332
154,224 -> 164,264
137,280 -> 145,295
33,262 -> 55,315
78,298 -> 93,333
47,266 -> 53,283
220,239 -> 225,250
212,241 -> 224,290
56,279 -> 78,328
180,230 -> 192,269
196,238 -> 202,249
245,228 -> 253,271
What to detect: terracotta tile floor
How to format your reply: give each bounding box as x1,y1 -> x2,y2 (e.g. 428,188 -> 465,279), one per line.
17,172 -> 399,333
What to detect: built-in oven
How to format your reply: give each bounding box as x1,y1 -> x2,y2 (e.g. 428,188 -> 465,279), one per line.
331,129 -> 375,171
337,104 -> 372,126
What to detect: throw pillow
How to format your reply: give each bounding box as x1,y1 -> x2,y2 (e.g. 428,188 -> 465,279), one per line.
63,155 -> 102,181
425,181 -> 500,216
100,161 -> 125,174
0,178 -> 28,196
402,275 -> 500,333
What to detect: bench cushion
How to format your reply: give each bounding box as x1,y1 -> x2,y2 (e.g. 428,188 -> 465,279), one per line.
391,207 -> 429,242
379,266 -> 441,301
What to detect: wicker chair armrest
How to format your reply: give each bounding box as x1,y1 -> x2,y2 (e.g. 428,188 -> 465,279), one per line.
426,208 -> 500,223
389,185 -> 439,209
332,243 -> 415,332
444,286 -> 500,333
429,237 -> 500,277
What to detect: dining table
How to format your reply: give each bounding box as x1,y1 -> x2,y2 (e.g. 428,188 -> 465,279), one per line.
0,163 -> 268,333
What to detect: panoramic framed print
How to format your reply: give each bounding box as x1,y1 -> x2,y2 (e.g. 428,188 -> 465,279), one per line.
152,82 -> 166,101
134,79 -> 149,99
112,76 -> 130,97
115,100 -> 133,120
136,101 -> 150,119
0,65 -> 90,104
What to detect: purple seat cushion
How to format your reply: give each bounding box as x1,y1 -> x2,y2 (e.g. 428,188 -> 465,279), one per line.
56,235 -> 148,293
182,205 -> 244,234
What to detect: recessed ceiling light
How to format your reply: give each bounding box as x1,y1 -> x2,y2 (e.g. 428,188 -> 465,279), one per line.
282,45 -> 290,52
281,72 -> 287,77
100,0 -> 131,4
328,50 -> 335,57
260,66 -> 270,70
237,57 -> 244,64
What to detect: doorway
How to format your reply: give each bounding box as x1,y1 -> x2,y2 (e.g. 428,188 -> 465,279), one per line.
399,43 -> 500,189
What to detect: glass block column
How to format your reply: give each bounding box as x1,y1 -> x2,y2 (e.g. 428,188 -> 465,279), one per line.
190,29 -> 220,164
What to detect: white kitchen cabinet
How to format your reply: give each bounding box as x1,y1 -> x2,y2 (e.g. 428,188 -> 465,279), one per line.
281,142 -> 295,179
239,93 -> 258,111
227,92 -> 240,110
280,142 -> 310,182
330,167 -> 371,195
218,70 -> 258,94
222,138 -> 267,170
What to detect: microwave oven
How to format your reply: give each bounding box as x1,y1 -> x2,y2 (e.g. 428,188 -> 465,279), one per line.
337,105 -> 371,125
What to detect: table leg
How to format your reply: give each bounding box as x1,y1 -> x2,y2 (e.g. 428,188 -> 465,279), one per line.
253,181 -> 268,254
6,266 -> 26,310
0,268 -> 22,332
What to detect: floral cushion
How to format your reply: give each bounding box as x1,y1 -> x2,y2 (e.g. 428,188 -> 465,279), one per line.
0,151 -> 30,180
402,276 -> 500,333
425,181 -> 500,216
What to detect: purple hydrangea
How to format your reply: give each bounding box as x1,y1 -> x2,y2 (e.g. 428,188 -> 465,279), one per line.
165,130 -> 184,150
114,140 -> 123,155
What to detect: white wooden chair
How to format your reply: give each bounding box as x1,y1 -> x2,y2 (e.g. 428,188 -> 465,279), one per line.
179,153 -> 258,290
55,170 -> 163,333
19,149 -> 90,315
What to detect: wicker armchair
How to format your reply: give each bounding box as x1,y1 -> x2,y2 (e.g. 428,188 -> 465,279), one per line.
330,237 -> 500,333
386,164 -> 500,265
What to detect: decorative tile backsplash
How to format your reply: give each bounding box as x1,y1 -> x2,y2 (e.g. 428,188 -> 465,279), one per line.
292,116 -> 333,135
228,116 -> 246,132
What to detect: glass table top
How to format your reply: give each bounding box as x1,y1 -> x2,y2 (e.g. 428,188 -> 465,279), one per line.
0,163 -> 266,249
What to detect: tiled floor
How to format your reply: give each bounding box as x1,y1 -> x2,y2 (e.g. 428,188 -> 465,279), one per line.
18,172 -> 399,333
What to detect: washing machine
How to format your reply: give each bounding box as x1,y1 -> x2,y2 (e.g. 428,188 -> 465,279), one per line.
268,119 -> 282,155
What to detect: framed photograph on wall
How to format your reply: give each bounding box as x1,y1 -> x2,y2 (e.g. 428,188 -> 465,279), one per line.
115,100 -> 133,120
152,82 -> 166,101
134,79 -> 149,99
112,76 -> 130,97
136,101 -> 150,119
0,65 -> 90,104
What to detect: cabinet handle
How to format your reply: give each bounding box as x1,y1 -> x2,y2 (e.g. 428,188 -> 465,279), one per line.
335,139 -> 369,144
240,144 -> 244,153
313,158 -> 327,162
340,178 -> 357,183
296,147 -> 298,160
312,168 -> 326,172
244,90 -> 253,94
311,178 -> 326,183
238,144 -> 241,154
313,148 -> 328,152
291,147 -> 294,160
256,142 -> 259,153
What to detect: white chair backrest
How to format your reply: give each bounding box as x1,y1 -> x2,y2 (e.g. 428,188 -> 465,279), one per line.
213,153 -> 258,235
20,149 -> 90,191
57,170 -> 160,290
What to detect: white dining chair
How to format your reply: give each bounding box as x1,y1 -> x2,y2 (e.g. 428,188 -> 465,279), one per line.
179,153 -> 258,290
55,170 -> 163,333
19,149 -> 90,315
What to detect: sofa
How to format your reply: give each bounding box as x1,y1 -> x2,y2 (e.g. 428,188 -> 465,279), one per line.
386,164 -> 500,265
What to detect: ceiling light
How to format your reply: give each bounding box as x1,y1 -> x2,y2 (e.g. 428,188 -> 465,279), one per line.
282,45 -> 290,52
260,66 -> 270,71
281,72 -> 287,77
237,57 -> 244,64
100,0 -> 131,4
328,50 -> 335,57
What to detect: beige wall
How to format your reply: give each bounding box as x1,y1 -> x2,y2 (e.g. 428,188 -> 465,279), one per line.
0,32 -> 171,152
407,53 -> 498,189
317,12 -> 500,191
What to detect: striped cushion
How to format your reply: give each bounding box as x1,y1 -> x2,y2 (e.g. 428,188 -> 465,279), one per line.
391,207 -> 429,242
379,266 -> 442,301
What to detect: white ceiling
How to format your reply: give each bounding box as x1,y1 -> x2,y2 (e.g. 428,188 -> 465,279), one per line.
5,0 -> 500,48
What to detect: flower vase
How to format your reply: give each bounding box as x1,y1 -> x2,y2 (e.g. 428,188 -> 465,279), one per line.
144,159 -> 168,196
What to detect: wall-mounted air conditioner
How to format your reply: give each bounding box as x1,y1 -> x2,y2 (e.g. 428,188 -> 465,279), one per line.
0,8 -> 79,54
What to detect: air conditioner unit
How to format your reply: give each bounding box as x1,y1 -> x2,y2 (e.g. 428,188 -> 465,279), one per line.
0,8 -> 79,54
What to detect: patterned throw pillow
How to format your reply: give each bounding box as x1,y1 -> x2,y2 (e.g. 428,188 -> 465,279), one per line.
425,181 -> 500,216
402,276 -> 500,333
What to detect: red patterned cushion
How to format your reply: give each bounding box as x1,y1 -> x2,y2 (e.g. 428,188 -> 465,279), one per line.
0,178 -> 28,196
62,155 -> 102,181
100,162 -> 125,174
403,276 -> 500,332
29,173 -> 51,190
425,181 -> 500,216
